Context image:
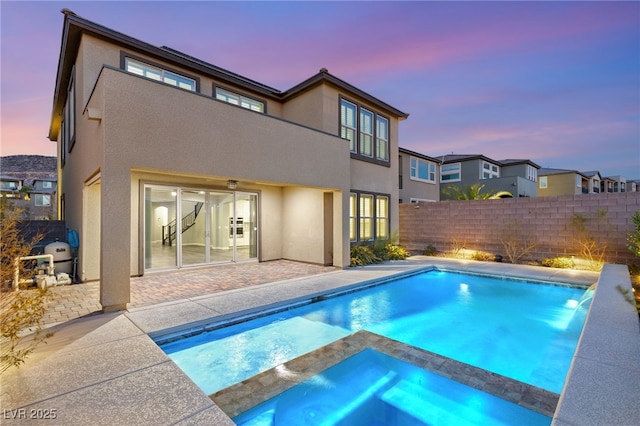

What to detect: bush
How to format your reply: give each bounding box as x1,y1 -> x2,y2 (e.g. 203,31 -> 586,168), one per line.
471,251 -> 495,262
541,257 -> 574,269
350,240 -> 410,266
423,244 -> 438,256
386,243 -> 410,260
350,245 -> 381,266
1,208 -> 51,375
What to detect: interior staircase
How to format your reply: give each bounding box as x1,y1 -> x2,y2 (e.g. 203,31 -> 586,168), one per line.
162,202 -> 203,246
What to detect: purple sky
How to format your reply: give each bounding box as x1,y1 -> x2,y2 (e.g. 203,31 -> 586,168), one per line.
2,1 -> 639,178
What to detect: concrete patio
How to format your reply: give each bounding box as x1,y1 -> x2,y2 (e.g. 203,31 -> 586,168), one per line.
1,258 -> 638,425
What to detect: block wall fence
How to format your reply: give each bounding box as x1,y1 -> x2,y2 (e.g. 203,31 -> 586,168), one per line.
398,192 -> 640,265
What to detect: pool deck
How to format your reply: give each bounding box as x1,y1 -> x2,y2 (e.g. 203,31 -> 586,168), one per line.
1,257 -> 638,425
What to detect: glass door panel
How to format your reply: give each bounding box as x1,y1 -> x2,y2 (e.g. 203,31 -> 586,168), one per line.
235,192 -> 258,261
209,192 -> 234,263
180,190 -> 206,266
144,185 -> 177,269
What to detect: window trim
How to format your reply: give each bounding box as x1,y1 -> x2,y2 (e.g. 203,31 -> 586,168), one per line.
481,161 -> 500,179
350,190 -> 391,243
539,176 -> 548,189
214,85 -> 266,113
121,52 -> 200,92
340,96 -> 391,167
409,156 -> 436,183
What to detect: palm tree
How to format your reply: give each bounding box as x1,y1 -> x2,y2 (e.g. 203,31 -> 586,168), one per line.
442,183 -> 513,200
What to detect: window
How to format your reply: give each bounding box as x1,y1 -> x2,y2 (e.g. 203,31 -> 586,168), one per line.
351,192 -> 390,243
359,108 -> 374,157
215,87 -> 265,113
526,165 -> 537,182
340,100 -> 357,153
125,57 -> 196,91
43,181 -> 53,189
376,196 -> 389,239
35,194 -> 51,206
539,176 -> 548,189
1,181 -> 17,190
593,180 -> 600,193
441,163 -> 461,182
410,157 -> 436,183
576,176 -> 581,187
376,116 -> 389,161
349,193 -> 357,242
482,161 -> 499,179
359,194 -> 374,241
67,73 -> 76,152
340,98 -> 390,163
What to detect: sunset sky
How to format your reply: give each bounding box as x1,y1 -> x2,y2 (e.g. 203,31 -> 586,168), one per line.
1,1 -> 639,178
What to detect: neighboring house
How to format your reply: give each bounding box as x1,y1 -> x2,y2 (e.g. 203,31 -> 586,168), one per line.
0,175 -> 23,198
398,148 -> 440,203
628,179 -> 639,192
437,154 -> 539,200
600,177 -> 615,193
581,171 -> 602,194
0,175 -> 57,219
537,168 -> 589,196
28,177 -> 57,219
49,11 -> 408,311
606,175 -> 627,193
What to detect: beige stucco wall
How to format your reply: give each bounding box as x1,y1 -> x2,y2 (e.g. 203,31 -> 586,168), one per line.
79,67 -> 351,307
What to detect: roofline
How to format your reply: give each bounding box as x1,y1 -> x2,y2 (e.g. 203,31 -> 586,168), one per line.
49,10 -> 409,139
398,147 -> 439,163
282,68 -> 409,120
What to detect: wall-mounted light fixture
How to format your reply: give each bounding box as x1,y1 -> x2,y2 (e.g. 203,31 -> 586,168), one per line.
227,180 -> 238,190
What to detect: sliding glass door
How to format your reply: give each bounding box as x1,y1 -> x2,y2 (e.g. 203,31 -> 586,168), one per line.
144,185 -> 258,270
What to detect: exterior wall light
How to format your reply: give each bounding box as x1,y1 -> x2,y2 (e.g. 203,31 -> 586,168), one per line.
227,180 -> 238,190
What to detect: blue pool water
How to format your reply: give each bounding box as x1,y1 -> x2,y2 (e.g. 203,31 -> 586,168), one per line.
160,270 -> 589,396
233,349 -> 552,426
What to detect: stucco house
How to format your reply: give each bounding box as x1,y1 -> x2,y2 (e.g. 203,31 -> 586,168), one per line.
49,10 -> 408,311
437,154 -> 539,200
398,148 -> 440,203
582,171 -> 602,194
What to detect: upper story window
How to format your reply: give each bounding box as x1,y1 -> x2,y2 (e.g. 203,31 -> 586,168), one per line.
215,87 -> 265,113
482,161 -> 499,179
1,181 -> 18,190
340,98 -> 389,164
42,181 -> 53,189
441,163 -> 461,182
410,157 -> 436,183
125,57 -> 196,91
539,176 -> 548,189
526,165 -> 537,182
576,176 -> 582,187
35,194 -> 51,207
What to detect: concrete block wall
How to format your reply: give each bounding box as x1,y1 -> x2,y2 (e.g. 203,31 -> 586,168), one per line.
399,192 -> 640,265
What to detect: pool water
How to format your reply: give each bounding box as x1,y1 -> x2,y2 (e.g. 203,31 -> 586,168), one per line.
160,271 -> 589,395
233,349 -> 552,426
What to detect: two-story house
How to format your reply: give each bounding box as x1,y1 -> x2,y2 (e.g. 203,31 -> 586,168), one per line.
537,168 -> 589,196
28,177 -> 57,220
49,11 -> 408,311
582,171 -> 602,194
398,148 -> 440,203
437,154 -> 539,200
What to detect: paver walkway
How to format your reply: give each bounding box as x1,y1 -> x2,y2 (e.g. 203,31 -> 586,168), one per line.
40,260 -> 337,325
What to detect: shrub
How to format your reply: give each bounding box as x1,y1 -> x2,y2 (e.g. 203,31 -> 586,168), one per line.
350,245 -> 380,266
1,208 -> 51,375
385,243 -> 410,260
627,209 -> 640,258
541,257 -> 574,269
423,244 -> 438,256
471,251 -> 495,262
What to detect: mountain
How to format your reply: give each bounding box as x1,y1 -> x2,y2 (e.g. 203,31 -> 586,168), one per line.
0,155 -> 57,180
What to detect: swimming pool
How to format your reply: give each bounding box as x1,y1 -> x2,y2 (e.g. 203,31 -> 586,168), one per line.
160,269 -> 589,397
233,348 -> 552,426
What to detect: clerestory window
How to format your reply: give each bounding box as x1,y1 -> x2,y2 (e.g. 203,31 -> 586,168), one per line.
215,87 -> 265,113
125,57 -> 196,91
